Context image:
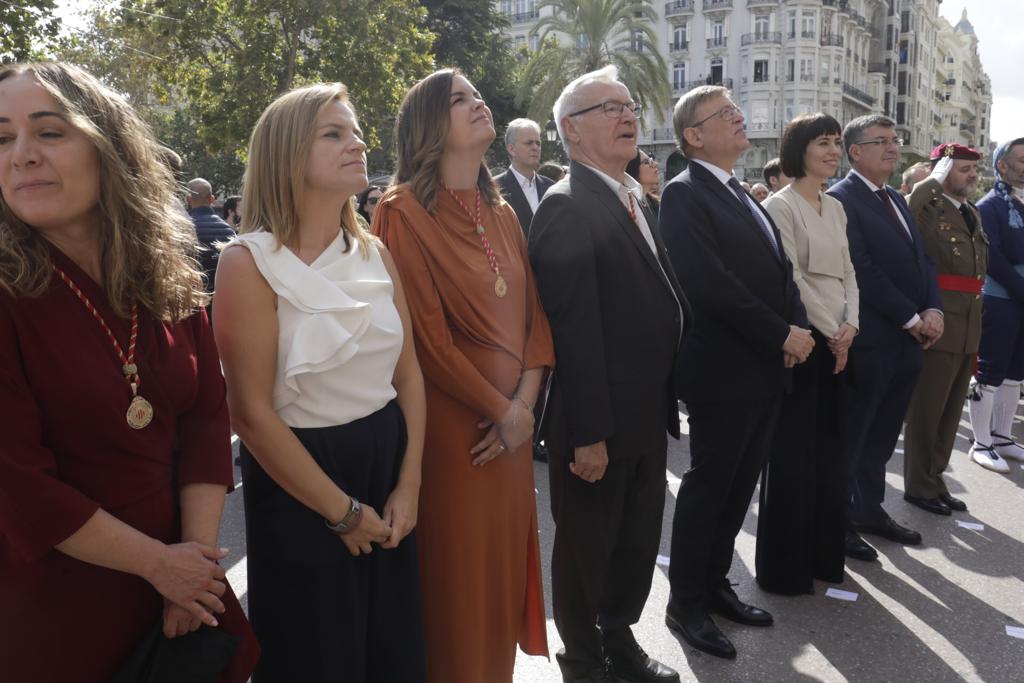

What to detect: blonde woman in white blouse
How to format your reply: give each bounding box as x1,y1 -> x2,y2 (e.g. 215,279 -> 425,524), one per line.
214,84 -> 427,682
755,113 -> 859,596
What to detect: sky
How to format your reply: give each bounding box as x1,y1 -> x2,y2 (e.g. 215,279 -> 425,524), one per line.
938,1 -> 1023,147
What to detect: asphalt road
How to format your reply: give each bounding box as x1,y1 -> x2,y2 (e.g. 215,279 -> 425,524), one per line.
220,400 -> 1024,682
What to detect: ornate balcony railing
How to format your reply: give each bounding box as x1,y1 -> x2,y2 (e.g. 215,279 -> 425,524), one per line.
664,0 -> 694,17
960,122 -> 976,135
668,41 -> 690,53
740,32 -> 782,46
707,37 -> 728,48
842,82 -> 876,106
703,0 -> 733,10
509,10 -> 539,25
820,35 -> 844,47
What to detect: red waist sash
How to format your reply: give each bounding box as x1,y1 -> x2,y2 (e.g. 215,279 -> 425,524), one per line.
937,274 -> 983,294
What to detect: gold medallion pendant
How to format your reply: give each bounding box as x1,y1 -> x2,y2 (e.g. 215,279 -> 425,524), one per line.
494,275 -> 508,298
127,395 -> 154,429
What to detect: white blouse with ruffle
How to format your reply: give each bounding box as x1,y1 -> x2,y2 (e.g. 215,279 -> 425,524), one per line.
231,231 -> 402,428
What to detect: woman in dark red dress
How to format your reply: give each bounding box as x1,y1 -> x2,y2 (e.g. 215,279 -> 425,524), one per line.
0,62 -> 258,682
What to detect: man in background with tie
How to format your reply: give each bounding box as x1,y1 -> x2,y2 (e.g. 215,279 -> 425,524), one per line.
659,86 -> 811,660
903,144 -> 987,515
827,115 -> 943,562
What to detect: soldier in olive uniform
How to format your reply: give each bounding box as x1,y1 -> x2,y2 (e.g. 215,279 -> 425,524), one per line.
902,144 -> 988,515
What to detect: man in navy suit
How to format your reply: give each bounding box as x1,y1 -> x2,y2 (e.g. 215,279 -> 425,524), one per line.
494,118 -> 555,237
827,115 -> 943,562
659,85 -> 812,660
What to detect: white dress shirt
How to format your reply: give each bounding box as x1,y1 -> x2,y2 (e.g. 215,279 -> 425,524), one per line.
509,166 -> 541,213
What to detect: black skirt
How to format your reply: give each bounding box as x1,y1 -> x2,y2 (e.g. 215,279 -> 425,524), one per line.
755,330 -> 847,595
240,400 -> 425,683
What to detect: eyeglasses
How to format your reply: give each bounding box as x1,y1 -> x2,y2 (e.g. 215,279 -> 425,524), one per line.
853,136 -> 904,148
688,104 -> 743,129
569,100 -> 642,119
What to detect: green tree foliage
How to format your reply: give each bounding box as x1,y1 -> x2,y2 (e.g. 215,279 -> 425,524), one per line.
1,0 -> 60,62
63,0 -> 436,189
421,0 -> 526,163
517,0 -> 669,129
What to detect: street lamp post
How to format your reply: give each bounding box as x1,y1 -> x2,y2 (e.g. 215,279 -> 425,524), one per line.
544,120 -> 564,163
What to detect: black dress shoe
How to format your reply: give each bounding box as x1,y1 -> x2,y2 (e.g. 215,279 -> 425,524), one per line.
854,516 -> 922,545
665,602 -> 736,660
844,531 -> 878,562
904,494 -> 952,516
555,652 -> 615,683
533,442 -> 549,463
939,492 -> 968,512
708,586 -> 773,626
604,629 -> 680,682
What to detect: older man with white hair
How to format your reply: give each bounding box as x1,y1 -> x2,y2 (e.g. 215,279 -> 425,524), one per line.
494,118 -> 554,238
529,66 -> 690,683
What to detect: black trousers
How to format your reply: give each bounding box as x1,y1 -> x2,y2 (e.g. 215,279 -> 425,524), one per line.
548,412 -> 668,671
668,398 -> 781,609
756,333 -> 847,594
844,336 -> 923,525
241,401 -> 425,683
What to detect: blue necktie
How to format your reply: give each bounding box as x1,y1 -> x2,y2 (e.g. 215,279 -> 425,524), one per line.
727,177 -> 780,259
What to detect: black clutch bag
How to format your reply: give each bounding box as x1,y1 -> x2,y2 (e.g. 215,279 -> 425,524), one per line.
110,621 -> 239,683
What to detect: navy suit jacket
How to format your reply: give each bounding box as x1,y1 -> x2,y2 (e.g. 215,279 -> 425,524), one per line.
827,172 -> 941,348
660,160 -> 807,404
495,169 -> 554,237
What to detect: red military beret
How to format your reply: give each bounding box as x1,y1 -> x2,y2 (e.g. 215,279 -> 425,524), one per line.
929,143 -> 981,161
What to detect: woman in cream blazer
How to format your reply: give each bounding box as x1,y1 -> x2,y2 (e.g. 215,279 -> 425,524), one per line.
755,113 -> 859,596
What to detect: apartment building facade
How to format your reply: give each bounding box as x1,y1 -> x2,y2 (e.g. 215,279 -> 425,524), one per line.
500,1 -> 992,181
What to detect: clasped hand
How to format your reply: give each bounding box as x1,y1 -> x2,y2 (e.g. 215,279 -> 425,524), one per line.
910,310 -> 944,349
470,399 -> 533,467
148,542 -> 228,638
783,325 -> 814,368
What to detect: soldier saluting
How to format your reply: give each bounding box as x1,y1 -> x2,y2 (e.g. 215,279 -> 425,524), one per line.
903,143 -> 988,514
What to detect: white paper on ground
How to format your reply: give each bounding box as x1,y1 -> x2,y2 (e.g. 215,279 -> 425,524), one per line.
957,520 -> 985,531
825,588 -> 859,602
1006,625 -> 1024,639
656,554 -> 671,567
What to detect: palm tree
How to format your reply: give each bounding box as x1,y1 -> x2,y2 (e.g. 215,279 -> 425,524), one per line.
517,0 -> 670,129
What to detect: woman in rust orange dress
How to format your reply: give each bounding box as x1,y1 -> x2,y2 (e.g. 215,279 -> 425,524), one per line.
373,68 -> 554,683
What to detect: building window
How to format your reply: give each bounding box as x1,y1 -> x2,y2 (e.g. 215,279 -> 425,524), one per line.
896,102 -> 906,125
801,10 -> 815,38
900,10 -> 910,33
712,20 -> 725,42
514,35 -> 526,50
575,33 -> 589,49
754,15 -> 769,37
673,24 -> 687,49
529,35 -> 539,51
673,63 -> 686,90
501,0 -> 512,15
754,60 -> 769,83
631,29 -> 644,52
788,10 -> 796,38
800,58 -> 813,81
786,59 -> 795,82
